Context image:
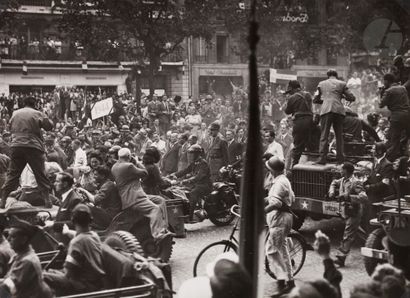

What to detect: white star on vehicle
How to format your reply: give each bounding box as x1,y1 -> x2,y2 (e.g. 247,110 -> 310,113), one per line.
301,201 -> 308,209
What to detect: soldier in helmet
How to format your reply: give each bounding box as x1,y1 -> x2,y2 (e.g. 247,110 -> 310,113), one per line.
172,144 -> 212,222
264,156 -> 295,296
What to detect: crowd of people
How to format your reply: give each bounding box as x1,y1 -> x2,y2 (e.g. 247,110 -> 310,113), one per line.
0,53 -> 409,297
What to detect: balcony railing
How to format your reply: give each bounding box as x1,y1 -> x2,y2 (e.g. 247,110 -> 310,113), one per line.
0,43 -> 184,63
19,0 -> 53,6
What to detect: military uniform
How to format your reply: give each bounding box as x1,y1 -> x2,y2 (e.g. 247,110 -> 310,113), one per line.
329,175 -> 367,260
1,246 -> 52,298
206,136 -> 229,182
175,157 -> 212,220
284,87 -> 313,167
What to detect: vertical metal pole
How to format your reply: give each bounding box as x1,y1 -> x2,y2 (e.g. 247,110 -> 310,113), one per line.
239,0 -> 265,297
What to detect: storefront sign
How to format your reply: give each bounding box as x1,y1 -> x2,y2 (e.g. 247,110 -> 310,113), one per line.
200,68 -> 243,77
274,12 -> 309,23
269,69 -> 297,83
91,97 -> 113,120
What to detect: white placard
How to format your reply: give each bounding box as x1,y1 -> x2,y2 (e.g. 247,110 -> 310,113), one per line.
91,97 -> 113,120
269,69 -> 297,83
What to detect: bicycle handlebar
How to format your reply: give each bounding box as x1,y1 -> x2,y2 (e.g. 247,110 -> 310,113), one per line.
230,205 -> 240,218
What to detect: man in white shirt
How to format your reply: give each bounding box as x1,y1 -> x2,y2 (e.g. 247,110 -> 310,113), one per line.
264,130 -> 284,160
151,132 -> 167,156
70,139 -> 87,181
346,72 -> 362,99
71,139 -> 87,168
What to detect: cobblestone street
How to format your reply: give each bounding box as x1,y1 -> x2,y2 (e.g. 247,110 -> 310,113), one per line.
171,217 -> 370,297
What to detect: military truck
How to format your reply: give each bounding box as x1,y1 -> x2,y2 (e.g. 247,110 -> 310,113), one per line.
290,142 -> 374,230
361,175 -> 410,277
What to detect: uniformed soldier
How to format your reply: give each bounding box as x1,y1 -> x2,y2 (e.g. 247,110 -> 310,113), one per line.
284,80 -> 313,167
44,204 -> 105,296
328,162 -> 367,267
264,157 -> 295,296
0,216 -> 52,298
172,144 -> 212,222
206,122 -> 229,182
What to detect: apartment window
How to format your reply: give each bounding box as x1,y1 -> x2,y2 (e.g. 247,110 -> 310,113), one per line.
216,35 -> 228,63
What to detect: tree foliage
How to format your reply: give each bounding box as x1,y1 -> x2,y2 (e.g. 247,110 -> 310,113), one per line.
0,0 -> 20,30
57,0 -> 218,95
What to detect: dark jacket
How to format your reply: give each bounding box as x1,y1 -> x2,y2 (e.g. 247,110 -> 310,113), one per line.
284,90 -> 313,117
162,142 -> 181,174
206,136 -> 229,165
142,164 -> 171,195
227,140 -> 243,165
323,258 -> 342,298
380,84 -> 410,121
343,113 -> 380,142
55,189 -> 83,223
175,158 -> 212,189
10,107 -> 53,152
94,180 -> 122,217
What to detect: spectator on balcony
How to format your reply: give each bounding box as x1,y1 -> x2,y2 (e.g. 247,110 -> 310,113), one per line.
9,35 -> 18,59
19,36 -> 27,59
0,37 -> 9,58
54,38 -> 62,58
46,36 -> 55,59
28,38 -> 40,60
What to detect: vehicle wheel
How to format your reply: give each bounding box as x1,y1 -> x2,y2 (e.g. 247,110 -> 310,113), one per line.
209,211 -> 235,226
265,232 -> 307,279
364,228 -> 387,276
104,231 -> 144,255
193,240 -> 238,277
292,213 -> 305,231
141,236 -> 174,263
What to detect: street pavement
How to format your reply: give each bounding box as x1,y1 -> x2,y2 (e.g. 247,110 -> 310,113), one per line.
170,217 -> 370,297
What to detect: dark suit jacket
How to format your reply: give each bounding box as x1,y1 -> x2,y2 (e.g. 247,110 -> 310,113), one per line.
94,180 -> 122,217
228,140 -> 243,165
162,142 -> 181,174
206,136 -> 229,166
55,189 -> 83,222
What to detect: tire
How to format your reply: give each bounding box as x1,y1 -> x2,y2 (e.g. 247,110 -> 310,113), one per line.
265,232 -> 307,279
104,231 -> 144,255
208,211 -> 235,227
292,213 -> 306,231
193,240 -> 238,277
141,236 -> 174,263
364,228 -> 387,276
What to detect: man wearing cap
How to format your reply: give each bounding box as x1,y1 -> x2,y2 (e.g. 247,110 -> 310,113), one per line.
0,216 -> 52,298
264,156 -> 295,295
45,136 -> 68,170
314,69 -> 356,164
112,148 -> 171,242
44,204 -> 105,295
379,72 -> 410,161
1,96 -> 53,209
284,80 -> 313,167
206,122 -> 229,182
0,217 -> 13,278
201,96 -> 216,126
172,144 -> 212,222
328,162 -> 367,267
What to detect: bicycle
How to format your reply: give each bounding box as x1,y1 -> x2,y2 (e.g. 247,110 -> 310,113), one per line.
193,205 -> 308,278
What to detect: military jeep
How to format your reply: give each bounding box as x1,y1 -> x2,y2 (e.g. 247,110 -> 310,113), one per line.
290,144 -> 374,230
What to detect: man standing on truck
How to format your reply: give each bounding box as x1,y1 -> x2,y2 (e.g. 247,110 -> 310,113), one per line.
284,80 -> 313,167
313,69 -> 356,164
379,73 -> 410,162
328,162 -> 367,267
0,96 -> 53,208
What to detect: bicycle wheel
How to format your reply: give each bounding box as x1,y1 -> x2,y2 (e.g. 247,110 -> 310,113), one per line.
265,232 -> 307,279
193,240 -> 238,277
